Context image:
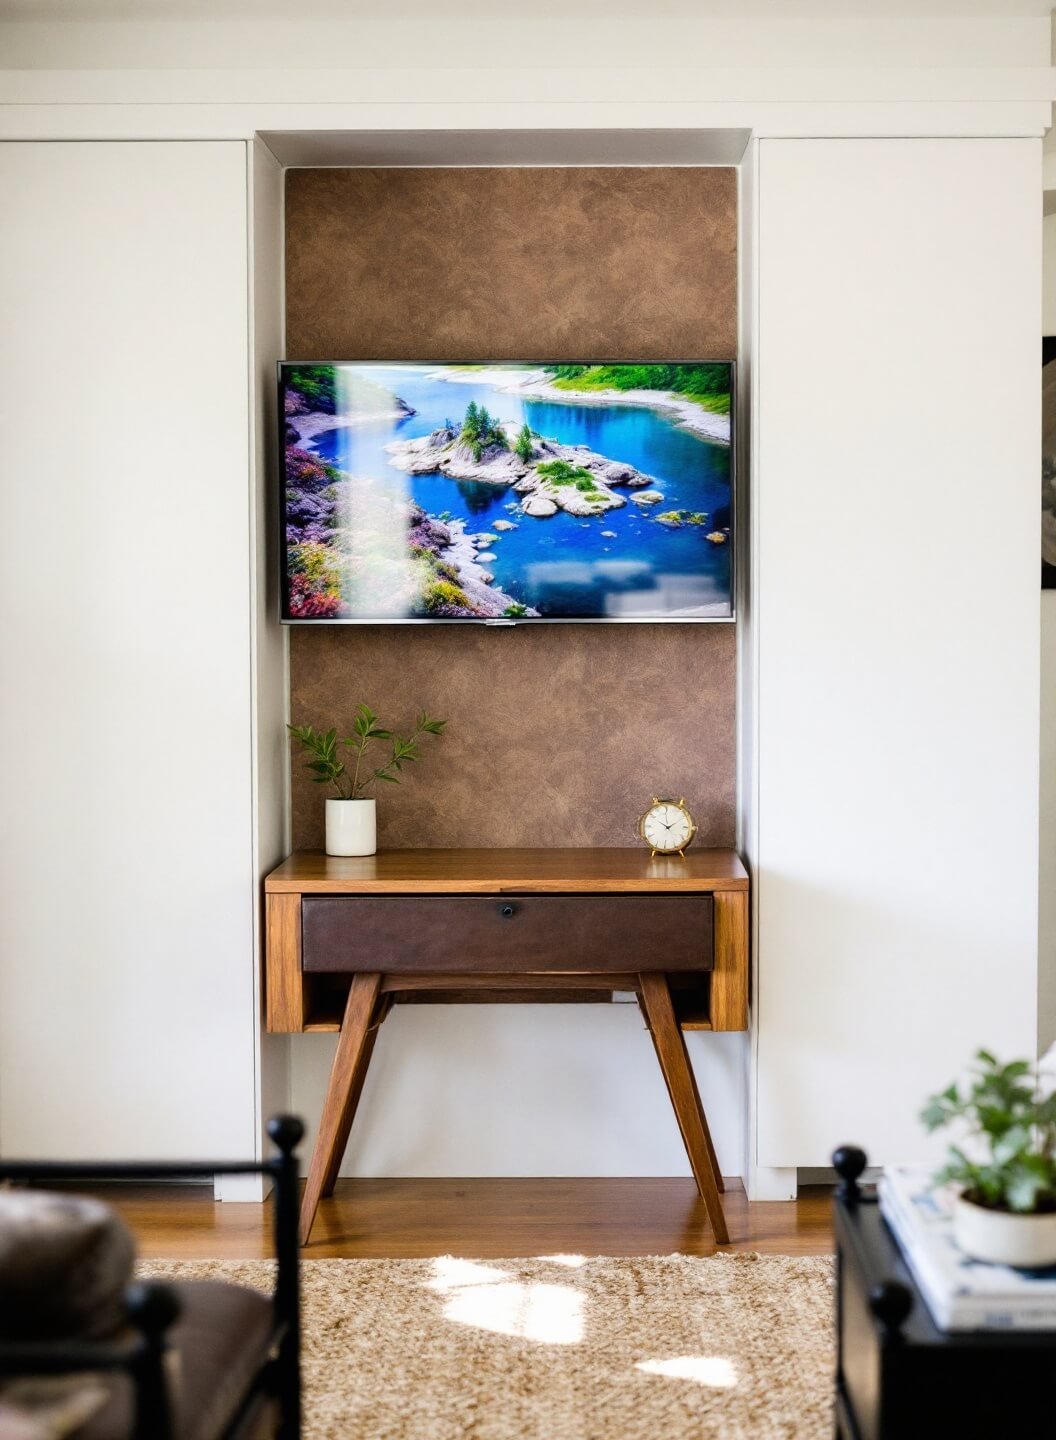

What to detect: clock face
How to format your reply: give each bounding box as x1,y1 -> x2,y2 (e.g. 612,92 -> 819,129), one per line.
641,801 -> 694,853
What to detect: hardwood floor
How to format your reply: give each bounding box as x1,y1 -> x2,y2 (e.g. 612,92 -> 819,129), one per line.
92,1178 -> 834,1260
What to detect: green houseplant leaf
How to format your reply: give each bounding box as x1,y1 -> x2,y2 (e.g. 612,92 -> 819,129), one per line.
922,1052 -> 1056,1215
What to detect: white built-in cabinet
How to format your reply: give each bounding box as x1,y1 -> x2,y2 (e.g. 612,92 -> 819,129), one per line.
0,141 -> 282,1174
749,138 -> 1040,1173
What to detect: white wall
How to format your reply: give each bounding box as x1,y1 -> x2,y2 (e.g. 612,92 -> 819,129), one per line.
1041,209 -> 1056,1053
292,1010 -> 747,1180
0,141 -> 260,1162
249,136 -> 292,1163
1043,595 -> 1056,1050
0,8 -> 1049,147
737,140 -> 773,1193
752,138 -> 1041,1170
1,13 -> 1048,71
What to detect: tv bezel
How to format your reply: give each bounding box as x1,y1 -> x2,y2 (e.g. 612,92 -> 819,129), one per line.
277,359 -> 737,626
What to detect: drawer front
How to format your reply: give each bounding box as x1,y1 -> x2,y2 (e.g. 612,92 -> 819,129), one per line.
301,894 -> 714,974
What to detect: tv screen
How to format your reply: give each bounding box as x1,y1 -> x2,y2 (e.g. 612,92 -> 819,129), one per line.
280,362 -> 734,623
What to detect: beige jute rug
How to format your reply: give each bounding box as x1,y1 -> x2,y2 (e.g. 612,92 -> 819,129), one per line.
140,1254 -> 834,1440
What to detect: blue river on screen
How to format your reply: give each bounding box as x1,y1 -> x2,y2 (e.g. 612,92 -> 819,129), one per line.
309,365 -> 732,619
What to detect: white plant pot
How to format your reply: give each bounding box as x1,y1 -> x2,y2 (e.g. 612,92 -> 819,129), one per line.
954,1194 -> 1056,1268
325,798 -> 377,857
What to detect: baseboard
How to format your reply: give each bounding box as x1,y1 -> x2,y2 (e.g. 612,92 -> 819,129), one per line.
213,1172 -> 271,1202
745,1165 -> 797,1201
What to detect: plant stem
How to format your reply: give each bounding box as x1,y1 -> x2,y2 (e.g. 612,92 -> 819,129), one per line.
350,735 -> 368,798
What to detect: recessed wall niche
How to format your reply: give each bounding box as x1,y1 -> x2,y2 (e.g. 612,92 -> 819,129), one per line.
285,165 -> 737,850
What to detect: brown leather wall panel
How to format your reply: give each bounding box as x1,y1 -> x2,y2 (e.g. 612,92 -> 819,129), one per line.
284,167 -> 737,361
289,621 -> 736,850
285,167 -> 738,851
301,895 -> 715,974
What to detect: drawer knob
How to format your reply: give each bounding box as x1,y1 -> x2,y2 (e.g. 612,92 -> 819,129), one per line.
500,904 -> 515,918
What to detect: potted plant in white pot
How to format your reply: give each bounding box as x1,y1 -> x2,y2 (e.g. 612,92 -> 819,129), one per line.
288,704 -> 446,857
922,1049 -> 1056,1268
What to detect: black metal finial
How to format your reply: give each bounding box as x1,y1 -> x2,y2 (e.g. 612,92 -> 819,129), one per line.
832,1145 -> 868,1203
868,1280 -> 913,1337
267,1114 -> 305,1156
125,1281 -> 182,1337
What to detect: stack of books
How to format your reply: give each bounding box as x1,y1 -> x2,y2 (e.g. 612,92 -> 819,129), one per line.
879,1166 -> 1056,1331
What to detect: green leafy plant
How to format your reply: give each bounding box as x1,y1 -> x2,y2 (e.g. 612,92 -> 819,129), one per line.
546,362 -> 731,413
285,365 -> 337,413
535,460 -> 596,487
460,400 -> 508,461
514,422 -> 534,462
921,1050 -> 1056,1214
288,705 -> 446,800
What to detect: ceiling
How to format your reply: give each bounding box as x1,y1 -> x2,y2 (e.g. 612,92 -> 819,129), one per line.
0,0 -> 1052,19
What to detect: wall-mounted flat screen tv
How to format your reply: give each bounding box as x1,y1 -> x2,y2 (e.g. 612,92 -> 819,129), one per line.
280,361 -> 734,623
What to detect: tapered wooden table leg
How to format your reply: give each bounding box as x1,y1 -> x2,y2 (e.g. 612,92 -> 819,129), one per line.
319,991 -> 394,1199
641,981 -> 724,1194
638,972 -> 729,1245
299,973 -> 382,1246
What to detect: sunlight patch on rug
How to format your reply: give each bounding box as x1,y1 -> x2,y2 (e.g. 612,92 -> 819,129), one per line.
427,1256 -> 584,1344
636,1354 -> 738,1388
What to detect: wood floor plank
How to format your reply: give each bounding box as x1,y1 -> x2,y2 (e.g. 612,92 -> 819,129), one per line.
74,1179 -> 834,1260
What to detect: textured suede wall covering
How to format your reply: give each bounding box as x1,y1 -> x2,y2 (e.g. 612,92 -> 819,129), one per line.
290,624 -> 737,851
285,168 -> 737,361
286,167 -> 738,850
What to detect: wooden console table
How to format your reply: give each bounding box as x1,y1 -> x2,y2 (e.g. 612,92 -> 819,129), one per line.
264,848 -> 749,1246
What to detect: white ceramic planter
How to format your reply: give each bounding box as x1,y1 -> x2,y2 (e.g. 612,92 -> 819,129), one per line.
954,1194 -> 1056,1268
325,798 -> 377,857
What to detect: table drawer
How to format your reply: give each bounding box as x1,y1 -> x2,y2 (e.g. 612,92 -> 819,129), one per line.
300,894 -> 714,974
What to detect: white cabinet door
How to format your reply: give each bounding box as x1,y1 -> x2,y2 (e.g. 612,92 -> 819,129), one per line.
0,142 -> 258,1160
752,138 -> 1040,1168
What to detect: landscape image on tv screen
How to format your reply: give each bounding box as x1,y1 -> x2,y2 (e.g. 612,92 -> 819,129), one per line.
281,362 -> 733,621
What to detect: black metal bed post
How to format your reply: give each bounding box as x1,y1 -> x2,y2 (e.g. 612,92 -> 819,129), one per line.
125,1282 -> 180,1440
832,1146 -> 867,1440
268,1115 -> 304,1440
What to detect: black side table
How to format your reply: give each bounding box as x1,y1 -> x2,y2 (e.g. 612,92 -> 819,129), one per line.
832,1146 -> 1056,1440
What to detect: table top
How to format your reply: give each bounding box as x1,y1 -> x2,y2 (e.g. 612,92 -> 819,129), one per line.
265,847 -> 749,895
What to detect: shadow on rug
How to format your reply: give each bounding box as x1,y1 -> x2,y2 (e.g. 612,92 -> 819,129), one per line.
140,1253 -> 834,1440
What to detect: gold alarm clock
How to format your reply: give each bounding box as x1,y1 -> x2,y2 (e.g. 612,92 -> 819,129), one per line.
638,797 -> 697,857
